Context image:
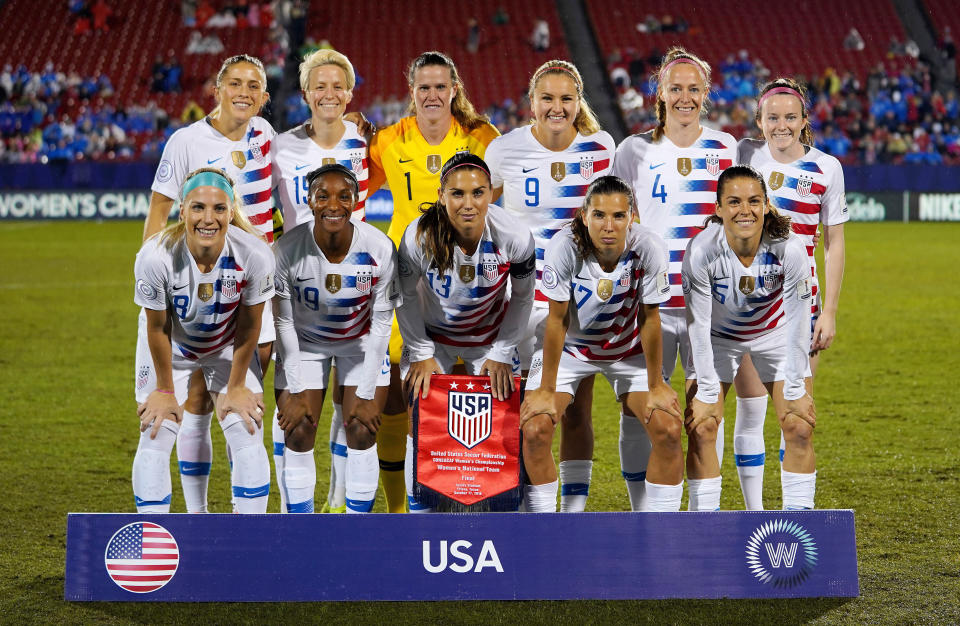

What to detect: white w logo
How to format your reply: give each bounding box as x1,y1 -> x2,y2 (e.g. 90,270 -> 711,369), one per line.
764,542 -> 798,568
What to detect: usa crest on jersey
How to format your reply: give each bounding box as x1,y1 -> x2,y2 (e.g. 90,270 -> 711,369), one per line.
350,152 -> 363,175
580,156 -> 594,180
355,269 -> 372,293
220,278 -> 238,298
706,154 -> 720,176
618,268 -> 631,288
250,140 -> 266,164
448,390 -> 492,449
482,261 -> 499,282
796,175 -> 813,197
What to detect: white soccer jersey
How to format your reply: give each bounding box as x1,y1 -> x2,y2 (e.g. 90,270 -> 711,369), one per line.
272,121 -> 369,229
682,222 -> 811,401
273,220 -> 399,359
134,226 -> 276,359
485,126 -> 616,305
397,205 -> 536,363
738,138 -> 848,299
540,223 -> 670,361
613,127 -> 736,309
152,117 -> 277,242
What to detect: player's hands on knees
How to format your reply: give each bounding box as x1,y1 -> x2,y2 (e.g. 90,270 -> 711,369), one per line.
685,397 -> 723,434
221,385 -> 265,434
404,357 -> 441,401
645,381 -> 682,425
784,393 -> 816,429
137,390 -> 183,439
278,391 -> 312,430
480,359 -> 513,401
349,398 -> 382,435
812,312 -> 836,352
520,388 -> 557,427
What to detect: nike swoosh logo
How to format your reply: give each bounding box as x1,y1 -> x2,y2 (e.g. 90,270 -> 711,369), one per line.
296,276 -> 310,283
173,283 -> 189,290
207,157 -> 222,165
575,274 -> 590,281
522,167 -> 537,173
295,164 -> 310,171
649,162 -> 665,169
399,158 -> 413,163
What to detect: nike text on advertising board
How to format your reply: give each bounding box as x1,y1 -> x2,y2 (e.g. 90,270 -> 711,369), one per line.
918,194 -> 960,221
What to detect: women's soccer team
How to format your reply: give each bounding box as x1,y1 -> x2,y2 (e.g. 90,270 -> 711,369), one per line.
131,45 -> 845,514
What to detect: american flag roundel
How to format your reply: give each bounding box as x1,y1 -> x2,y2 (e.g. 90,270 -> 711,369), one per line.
104,522 -> 179,593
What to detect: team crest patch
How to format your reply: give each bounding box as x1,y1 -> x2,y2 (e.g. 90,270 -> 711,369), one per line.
580,156 -> 594,180
706,154 -> 720,176
796,175 -> 813,197
759,270 -> 783,289
136,365 -> 150,391
677,157 -> 692,176
618,268 -> 631,288
220,278 -> 238,298
322,157 -> 336,166
355,269 -> 372,293
325,274 -> 341,293
350,152 -> 363,174
482,261 -> 499,282
551,162 -> 566,182
230,151 -> 246,169
250,140 -> 265,165
768,171 -> 784,191
197,283 -> 214,302
448,390 -> 493,449
427,154 -> 442,174
739,275 -> 756,295
597,279 -> 614,301
459,264 -> 476,283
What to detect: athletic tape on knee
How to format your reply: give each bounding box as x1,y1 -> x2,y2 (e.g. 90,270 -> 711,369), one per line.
132,421 -> 179,510
283,448 -> 315,513
221,413 -> 270,500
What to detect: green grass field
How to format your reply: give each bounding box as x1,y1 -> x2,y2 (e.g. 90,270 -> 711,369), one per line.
1,220 -> 958,623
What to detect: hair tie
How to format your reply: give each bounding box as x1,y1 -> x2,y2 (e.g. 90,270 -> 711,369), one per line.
658,57 -> 705,84
758,86 -> 806,111
181,170 -> 235,202
440,162 -> 490,184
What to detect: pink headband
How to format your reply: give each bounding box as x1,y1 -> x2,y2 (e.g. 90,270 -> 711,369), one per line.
440,162 -> 490,184
534,65 -> 582,93
758,86 -> 805,111
658,57 -> 705,84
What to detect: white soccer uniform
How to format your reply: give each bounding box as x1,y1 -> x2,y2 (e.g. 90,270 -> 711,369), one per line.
273,121 -> 369,229
485,127 -> 616,365
614,128 -> 736,379
682,222 -> 812,404
273,220 -> 399,397
738,139 -> 848,325
527,223 -> 670,396
396,205 -> 536,376
133,225 -> 276,403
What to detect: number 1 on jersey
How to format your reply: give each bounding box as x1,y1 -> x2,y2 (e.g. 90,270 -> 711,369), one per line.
405,172 -> 412,201
652,173 -> 667,204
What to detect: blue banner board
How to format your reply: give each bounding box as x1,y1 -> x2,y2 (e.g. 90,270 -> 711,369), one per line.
65,511 -> 858,601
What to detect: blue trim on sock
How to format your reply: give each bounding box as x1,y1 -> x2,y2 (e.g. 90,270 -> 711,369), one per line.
178,461 -> 212,476
346,497 -> 375,512
408,495 -> 430,510
286,499 -> 314,513
135,494 -> 172,507
329,441 -> 348,457
273,441 -> 284,456
622,470 -> 647,482
783,505 -> 812,511
735,453 -> 765,467
779,449 -> 785,463
232,483 -> 270,498
561,483 -> 590,496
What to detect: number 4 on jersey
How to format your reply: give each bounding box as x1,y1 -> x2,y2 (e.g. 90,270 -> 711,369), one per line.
651,173 -> 667,204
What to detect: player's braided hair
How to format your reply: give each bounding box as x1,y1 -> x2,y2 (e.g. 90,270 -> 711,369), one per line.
406,51 -> 490,131
570,175 -> 637,261
528,60 -> 601,135
756,77 -> 815,146
416,152 -> 491,276
706,165 -> 792,239
157,168 -> 259,249
652,47 -> 712,142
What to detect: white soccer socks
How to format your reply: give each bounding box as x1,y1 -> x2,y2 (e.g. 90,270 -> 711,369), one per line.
220,413 -> 270,513
271,407 -> 287,513
619,410 -> 651,511
404,435 -> 433,513
643,480 -> 683,512
559,460 -> 592,512
282,448 -> 315,513
345,445 -> 379,513
327,402 -> 347,511
687,476 -> 722,511
132,420 -> 179,513
177,411 -> 213,513
715,418 -> 725,465
734,396 -> 768,510
523,481 -> 559,513
781,469 -> 816,510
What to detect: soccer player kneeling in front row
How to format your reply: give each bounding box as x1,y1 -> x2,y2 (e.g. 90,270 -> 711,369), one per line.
682,165 -> 817,510
273,164 -> 399,513
521,176 -> 684,512
132,168 -> 274,513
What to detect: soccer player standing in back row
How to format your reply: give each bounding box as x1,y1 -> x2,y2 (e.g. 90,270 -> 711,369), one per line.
484,59 -> 615,512
138,54 -> 276,513
734,78 -> 846,509
613,47 -> 736,511
366,51 -> 500,512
